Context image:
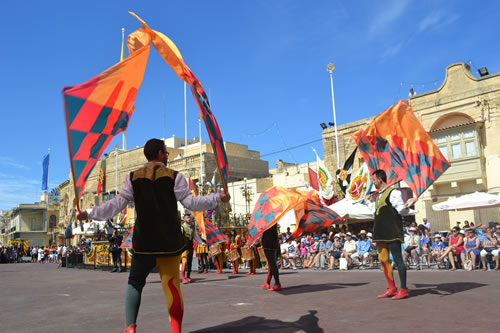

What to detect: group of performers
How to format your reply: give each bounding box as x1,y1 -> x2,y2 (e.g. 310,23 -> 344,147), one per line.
75,138 -> 415,333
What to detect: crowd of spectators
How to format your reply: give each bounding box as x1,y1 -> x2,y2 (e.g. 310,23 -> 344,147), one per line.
277,219 -> 500,272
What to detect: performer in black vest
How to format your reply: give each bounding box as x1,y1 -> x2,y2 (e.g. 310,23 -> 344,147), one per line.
181,213 -> 204,283
77,138 -> 230,333
366,170 -> 415,300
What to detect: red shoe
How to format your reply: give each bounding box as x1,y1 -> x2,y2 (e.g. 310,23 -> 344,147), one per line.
247,271 -> 252,275
392,288 -> 409,300
203,270 -> 208,273
124,324 -> 136,333
377,288 -> 398,298
182,277 -> 190,284
186,277 -> 192,283
260,282 -> 270,289
216,270 -> 222,274
268,284 -> 282,291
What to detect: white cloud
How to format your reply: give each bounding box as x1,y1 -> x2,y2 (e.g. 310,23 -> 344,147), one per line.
382,41 -> 403,59
0,173 -> 62,210
0,156 -> 31,170
418,11 -> 442,32
367,0 -> 410,39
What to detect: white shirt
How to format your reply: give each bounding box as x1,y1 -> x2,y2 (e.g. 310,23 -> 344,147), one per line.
366,186 -> 410,217
88,161 -> 221,221
287,241 -> 297,255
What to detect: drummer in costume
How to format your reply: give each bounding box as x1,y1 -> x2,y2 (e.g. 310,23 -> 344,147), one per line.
76,139 -> 230,333
260,223 -> 281,291
227,229 -> 243,274
181,213 -> 205,283
212,242 -> 225,273
196,234 -> 209,273
366,169 -> 415,300
244,235 -> 260,274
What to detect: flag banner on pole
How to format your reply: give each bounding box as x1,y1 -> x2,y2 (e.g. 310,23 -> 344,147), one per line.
308,167 -> 319,191
204,218 -> 228,246
247,186 -> 320,246
346,162 -> 372,203
120,226 -> 134,248
289,200 -> 343,239
351,100 -> 450,197
336,147 -> 357,195
129,12 -> 229,192
63,29 -> 150,205
41,153 -> 49,191
96,161 -> 105,196
312,148 -> 334,200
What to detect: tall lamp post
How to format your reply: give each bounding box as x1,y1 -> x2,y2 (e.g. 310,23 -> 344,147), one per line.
240,178 -> 253,225
327,63 -> 340,169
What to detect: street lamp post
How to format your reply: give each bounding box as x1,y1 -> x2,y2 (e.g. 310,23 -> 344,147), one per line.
239,178 -> 253,225
327,63 -> 340,170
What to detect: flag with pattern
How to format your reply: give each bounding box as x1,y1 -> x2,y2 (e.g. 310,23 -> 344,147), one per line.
120,226 -> 134,248
351,100 -> 450,197
289,200 -> 343,239
96,161 -> 105,196
130,13 -> 229,191
247,187 -> 321,246
204,218 -> 228,246
63,28 -> 150,203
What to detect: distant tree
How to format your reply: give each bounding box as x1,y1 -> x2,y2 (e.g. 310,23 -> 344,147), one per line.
49,188 -> 60,204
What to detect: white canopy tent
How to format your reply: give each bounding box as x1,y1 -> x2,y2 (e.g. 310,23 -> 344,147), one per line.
328,199 -> 374,222
432,192 -> 500,211
72,220 -> 107,236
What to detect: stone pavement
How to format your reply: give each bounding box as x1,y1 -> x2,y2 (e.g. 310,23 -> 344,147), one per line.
0,263 -> 498,333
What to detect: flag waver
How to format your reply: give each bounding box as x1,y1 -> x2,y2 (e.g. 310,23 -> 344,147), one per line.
63,30 -> 150,206
351,100 -> 450,197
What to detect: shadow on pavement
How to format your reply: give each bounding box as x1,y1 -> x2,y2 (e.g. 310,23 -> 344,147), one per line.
276,282 -> 368,296
411,282 -> 487,297
191,310 -> 323,333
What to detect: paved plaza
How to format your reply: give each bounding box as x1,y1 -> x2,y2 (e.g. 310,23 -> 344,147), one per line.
0,263 -> 498,333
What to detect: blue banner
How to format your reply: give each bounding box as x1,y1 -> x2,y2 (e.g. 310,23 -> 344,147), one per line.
41,153 -> 49,191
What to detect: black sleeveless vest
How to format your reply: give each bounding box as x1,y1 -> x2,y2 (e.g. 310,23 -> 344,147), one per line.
130,164 -> 185,256
373,188 -> 404,243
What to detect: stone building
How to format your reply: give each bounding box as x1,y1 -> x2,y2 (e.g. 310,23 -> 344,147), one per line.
322,63 -> 500,231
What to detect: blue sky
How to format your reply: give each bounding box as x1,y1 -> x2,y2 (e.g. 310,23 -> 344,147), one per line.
1,0 -> 498,210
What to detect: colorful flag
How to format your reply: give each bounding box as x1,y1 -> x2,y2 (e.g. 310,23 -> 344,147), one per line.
41,153 -> 49,191
204,218 -> 228,246
336,147 -> 357,194
130,13 -> 229,192
247,186 -> 319,246
312,148 -> 334,200
308,167 -> 319,191
290,200 -> 343,239
351,100 -> 450,197
120,226 -> 134,248
119,207 -> 130,226
346,162 -> 372,203
96,161 -> 105,196
63,27 -> 150,204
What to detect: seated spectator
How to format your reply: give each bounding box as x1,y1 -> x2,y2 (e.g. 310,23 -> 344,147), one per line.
341,232 -> 356,268
461,229 -> 481,271
366,233 -> 378,267
438,227 -> 464,271
419,225 -> 431,268
280,238 -> 290,269
431,234 -> 446,265
351,230 -> 371,268
493,226 -> 500,270
285,238 -> 298,270
480,228 -> 497,271
314,234 -> 331,270
328,234 -> 343,270
403,227 -> 421,269
304,237 -> 319,268
298,241 -> 308,266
